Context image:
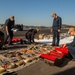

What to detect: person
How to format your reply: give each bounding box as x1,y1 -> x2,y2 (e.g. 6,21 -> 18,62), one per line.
4,16 -> 15,45
63,27 -> 75,60
0,25 -> 4,31
51,13 -> 62,46
25,28 -> 40,44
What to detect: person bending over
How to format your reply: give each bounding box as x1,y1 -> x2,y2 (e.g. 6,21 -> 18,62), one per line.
25,28 -> 40,44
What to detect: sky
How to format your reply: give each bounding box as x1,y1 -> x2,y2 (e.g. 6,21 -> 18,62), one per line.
0,0 -> 75,26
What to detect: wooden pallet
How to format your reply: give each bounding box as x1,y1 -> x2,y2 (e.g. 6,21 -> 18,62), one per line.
22,54 -> 40,63
0,55 -> 16,69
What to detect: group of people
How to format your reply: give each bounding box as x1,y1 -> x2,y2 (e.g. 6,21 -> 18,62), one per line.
0,16 -> 40,45
1,13 -> 75,60
0,13 -> 62,46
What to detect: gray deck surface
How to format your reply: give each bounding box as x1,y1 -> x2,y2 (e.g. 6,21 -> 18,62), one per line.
16,58 -> 75,75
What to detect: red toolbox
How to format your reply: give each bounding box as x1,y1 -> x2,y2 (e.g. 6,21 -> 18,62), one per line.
40,51 -> 65,66
41,54 -> 56,61
55,45 -> 68,55
49,50 -> 64,58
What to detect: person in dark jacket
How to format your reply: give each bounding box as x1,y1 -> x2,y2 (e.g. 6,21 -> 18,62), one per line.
64,27 -> 75,59
25,28 -> 39,44
4,16 -> 15,45
51,13 -> 62,46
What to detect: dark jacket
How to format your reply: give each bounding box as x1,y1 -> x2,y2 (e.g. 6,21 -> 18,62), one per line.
66,36 -> 75,47
66,36 -> 75,59
25,29 -> 37,40
52,16 -> 62,31
4,18 -> 15,33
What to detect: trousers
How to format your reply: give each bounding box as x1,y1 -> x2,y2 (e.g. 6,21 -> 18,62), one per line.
4,31 -> 13,44
52,30 -> 60,45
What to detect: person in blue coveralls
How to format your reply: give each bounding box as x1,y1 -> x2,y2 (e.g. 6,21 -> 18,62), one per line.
51,13 -> 62,46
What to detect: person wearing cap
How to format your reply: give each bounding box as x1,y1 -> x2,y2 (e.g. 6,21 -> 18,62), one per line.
51,13 -> 62,46
25,28 -> 40,44
4,16 -> 15,45
63,27 -> 75,60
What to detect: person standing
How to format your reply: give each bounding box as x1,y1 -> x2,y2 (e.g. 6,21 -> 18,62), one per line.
4,16 -> 15,45
51,13 -> 62,46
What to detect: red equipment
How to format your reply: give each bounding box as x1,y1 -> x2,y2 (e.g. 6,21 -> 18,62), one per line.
40,45 -> 69,66
55,45 -> 69,55
49,50 -> 64,58
41,52 -> 65,66
6,38 -> 21,43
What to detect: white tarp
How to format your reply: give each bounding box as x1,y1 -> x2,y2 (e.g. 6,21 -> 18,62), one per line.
35,36 -> 74,45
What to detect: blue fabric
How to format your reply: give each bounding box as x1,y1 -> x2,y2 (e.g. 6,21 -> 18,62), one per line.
66,36 -> 75,47
52,16 -> 62,31
52,30 -> 60,45
52,16 -> 62,45
66,36 -> 75,59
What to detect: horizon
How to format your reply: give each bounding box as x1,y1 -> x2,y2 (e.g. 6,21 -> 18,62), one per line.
0,0 -> 75,26
0,24 -> 74,28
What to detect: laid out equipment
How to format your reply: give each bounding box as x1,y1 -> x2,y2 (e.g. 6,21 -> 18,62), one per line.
40,45 -> 69,66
